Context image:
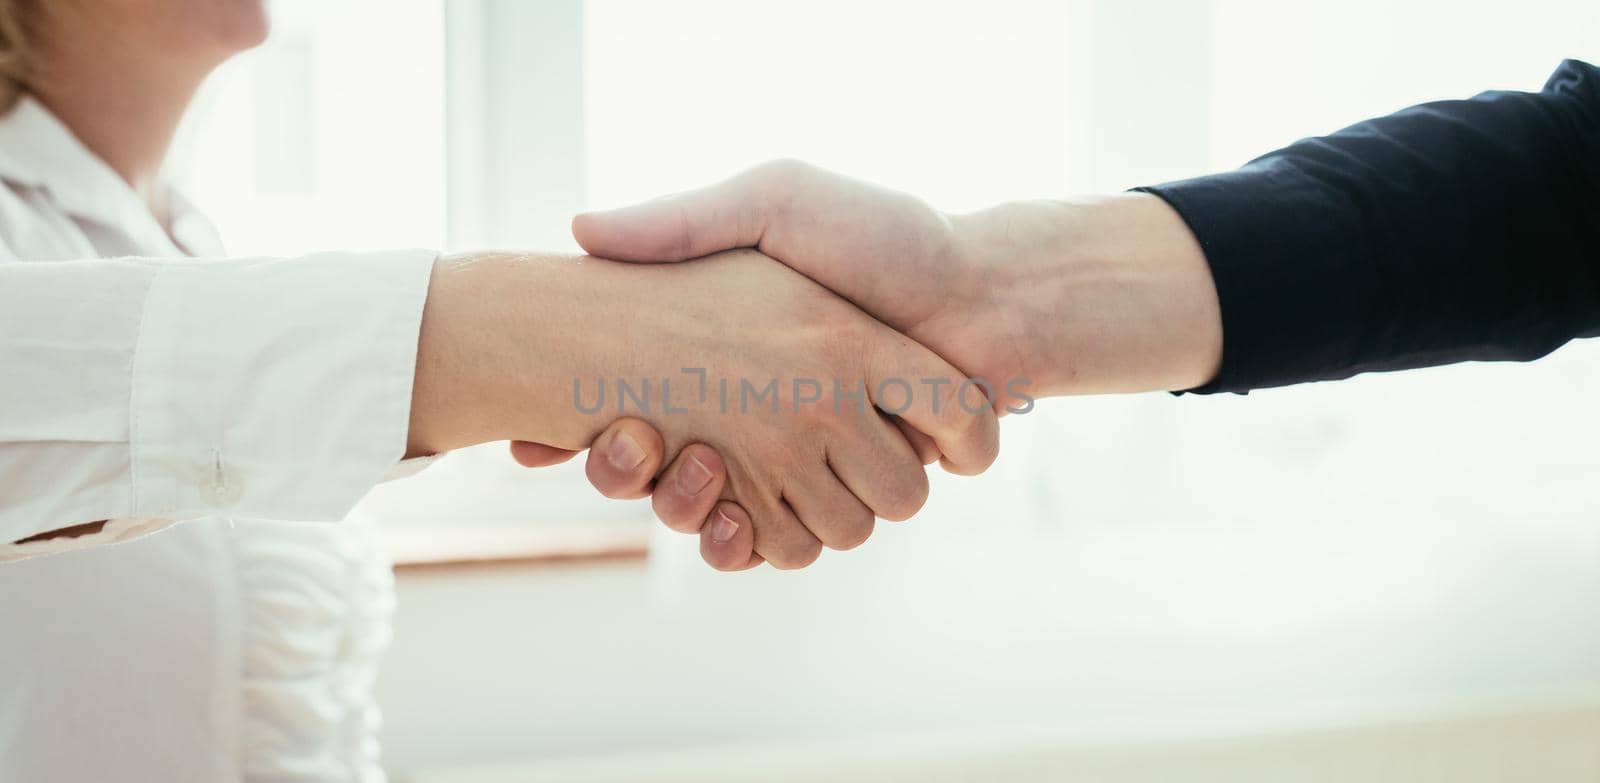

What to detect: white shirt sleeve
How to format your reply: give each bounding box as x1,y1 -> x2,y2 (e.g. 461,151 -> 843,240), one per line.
0,249 -> 437,560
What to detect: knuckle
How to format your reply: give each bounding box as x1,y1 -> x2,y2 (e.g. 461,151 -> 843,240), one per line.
792,393 -> 842,429
826,513 -> 875,551
652,492 -> 706,534
756,157 -> 813,184
980,421 -> 1002,468
839,330 -> 884,372
668,196 -> 698,260
765,538 -> 822,570
880,469 -> 930,522
934,380 -> 978,432
752,159 -> 816,221
964,412 -> 1002,472
940,396 -> 1000,469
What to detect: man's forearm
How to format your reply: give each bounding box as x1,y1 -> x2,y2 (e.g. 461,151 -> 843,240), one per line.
952,194 -> 1223,396
573,56 -> 1599,405
571,161 -> 1228,403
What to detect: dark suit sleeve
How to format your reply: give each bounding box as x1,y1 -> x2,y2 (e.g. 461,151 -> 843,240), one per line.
1138,59 -> 1600,394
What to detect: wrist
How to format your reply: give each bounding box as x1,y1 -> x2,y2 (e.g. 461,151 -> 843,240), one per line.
407,254 -> 489,457
407,252 -> 600,457
956,193 -> 1222,396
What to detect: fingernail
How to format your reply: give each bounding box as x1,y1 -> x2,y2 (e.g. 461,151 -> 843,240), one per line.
710,509 -> 740,544
677,454 -> 714,495
606,432 -> 647,471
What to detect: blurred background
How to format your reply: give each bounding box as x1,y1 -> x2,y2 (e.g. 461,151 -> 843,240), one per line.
175,1 -> 1600,780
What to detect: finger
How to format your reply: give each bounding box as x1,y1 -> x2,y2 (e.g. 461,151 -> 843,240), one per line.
826,414 -> 930,523
572,166 -> 769,262
745,492 -> 823,570
508,440 -> 581,468
783,470 -> 876,551
866,330 -> 1001,476
583,419 -> 666,500
574,161 -> 943,322
650,443 -> 727,533
892,416 -> 943,465
700,501 -> 764,572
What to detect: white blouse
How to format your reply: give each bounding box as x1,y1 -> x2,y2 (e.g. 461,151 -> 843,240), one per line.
0,97 -> 435,781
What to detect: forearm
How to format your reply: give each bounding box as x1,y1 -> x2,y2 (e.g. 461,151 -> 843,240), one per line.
2,250 -> 434,556
954,193 -> 1223,396
407,253 -> 521,458
406,252 -> 613,457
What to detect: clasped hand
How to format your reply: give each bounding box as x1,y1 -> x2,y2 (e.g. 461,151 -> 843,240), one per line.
493,161 -> 1036,571
463,160 -> 1218,571
410,240 -> 1000,570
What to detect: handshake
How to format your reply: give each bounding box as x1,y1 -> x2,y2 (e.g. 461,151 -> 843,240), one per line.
406,161 -> 1224,571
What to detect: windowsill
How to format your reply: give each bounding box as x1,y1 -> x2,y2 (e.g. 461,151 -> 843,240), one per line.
403,692 -> 1600,783
385,516 -> 650,570
359,444 -> 655,569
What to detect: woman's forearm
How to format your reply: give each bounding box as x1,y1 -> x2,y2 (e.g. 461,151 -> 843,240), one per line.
407,253 -> 533,458
406,252 -> 609,458
1,250 -> 437,556
410,247 -> 1002,568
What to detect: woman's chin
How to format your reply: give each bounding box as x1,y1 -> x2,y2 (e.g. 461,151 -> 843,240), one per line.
222,4 -> 273,53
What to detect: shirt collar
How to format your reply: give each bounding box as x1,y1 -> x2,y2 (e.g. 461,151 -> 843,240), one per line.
0,94 -> 210,254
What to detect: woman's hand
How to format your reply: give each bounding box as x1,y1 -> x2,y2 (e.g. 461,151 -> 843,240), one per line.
510,422 -> 753,567
409,249 -> 998,569
506,421 -> 728,529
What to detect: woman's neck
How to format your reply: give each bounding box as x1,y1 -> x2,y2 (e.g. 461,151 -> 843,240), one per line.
28,25 -> 218,216
31,73 -> 203,215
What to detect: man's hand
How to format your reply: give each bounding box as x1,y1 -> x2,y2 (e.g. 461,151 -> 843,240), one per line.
572,160 -> 1224,400
569,160 -> 1225,567
408,249 -> 999,569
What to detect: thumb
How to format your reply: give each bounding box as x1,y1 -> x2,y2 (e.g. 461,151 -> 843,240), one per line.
572,167 -> 776,262
507,440 -> 581,468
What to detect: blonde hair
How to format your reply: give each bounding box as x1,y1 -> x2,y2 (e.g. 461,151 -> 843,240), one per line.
0,0 -> 31,111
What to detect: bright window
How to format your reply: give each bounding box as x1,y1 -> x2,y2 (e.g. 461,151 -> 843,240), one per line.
181,0 -> 446,255
165,2 -> 1600,769
181,1 -> 1600,590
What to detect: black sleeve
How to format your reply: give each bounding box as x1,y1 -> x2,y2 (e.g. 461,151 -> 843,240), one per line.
1137,59 -> 1600,394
